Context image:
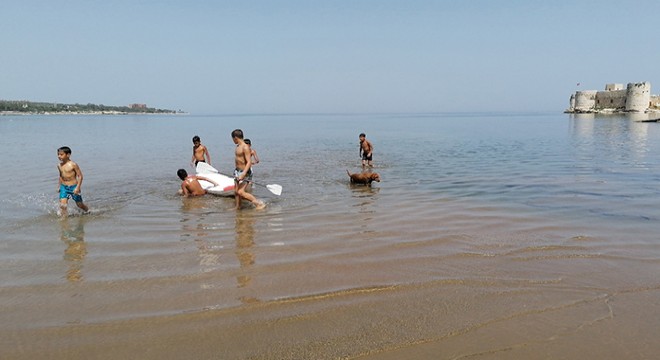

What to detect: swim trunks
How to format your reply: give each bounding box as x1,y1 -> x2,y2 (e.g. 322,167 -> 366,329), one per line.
234,168 -> 253,183
362,153 -> 373,161
59,184 -> 83,203
195,160 -> 206,166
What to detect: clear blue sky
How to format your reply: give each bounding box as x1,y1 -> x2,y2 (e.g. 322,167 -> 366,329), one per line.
2,0 -> 659,114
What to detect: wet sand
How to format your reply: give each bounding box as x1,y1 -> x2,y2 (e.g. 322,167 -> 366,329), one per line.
3,206 -> 659,359
4,257 -> 658,359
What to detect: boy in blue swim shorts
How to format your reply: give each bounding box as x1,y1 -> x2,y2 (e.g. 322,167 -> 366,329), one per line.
57,146 -> 89,216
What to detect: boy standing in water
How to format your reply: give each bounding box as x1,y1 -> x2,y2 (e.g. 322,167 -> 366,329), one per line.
244,139 -> 260,165
359,133 -> 374,167
232,129 -> 265,210
191,135 -> 212,167
57,146 -> 89,216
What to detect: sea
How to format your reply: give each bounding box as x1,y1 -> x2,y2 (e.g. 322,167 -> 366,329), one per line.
1,112 -> 659,359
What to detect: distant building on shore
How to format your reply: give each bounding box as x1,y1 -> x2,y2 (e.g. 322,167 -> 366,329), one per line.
129,103 -> 147,109
565,81 -> 660,114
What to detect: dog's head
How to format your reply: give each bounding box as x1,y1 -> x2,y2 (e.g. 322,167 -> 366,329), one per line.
370,173 -> 381,182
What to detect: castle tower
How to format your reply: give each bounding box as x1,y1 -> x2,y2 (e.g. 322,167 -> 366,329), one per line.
574,90 -> 597,112
625,82 -> 651,112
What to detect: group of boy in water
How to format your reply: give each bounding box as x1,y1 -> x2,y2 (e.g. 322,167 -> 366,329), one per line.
57,130 -> 373,215
178,129 -> 265,210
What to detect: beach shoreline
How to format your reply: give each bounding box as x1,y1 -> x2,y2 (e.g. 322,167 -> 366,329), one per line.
0,111 -> 186,116
4,267 -> 658,359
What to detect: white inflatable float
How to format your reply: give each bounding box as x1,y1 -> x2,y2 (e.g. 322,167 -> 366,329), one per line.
195,162 -> 235,196
196,161 -> 282,197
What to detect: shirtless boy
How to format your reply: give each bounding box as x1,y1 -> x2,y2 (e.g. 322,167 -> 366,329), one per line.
359,133 -> 374,167
57,146 -> 89,216
232,129 -> 265,210
177,169 -> 218,196
191,135 -> 211,166
244,139 -> 260,165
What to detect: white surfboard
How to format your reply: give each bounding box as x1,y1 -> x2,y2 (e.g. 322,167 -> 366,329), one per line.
195,162 -> 235,196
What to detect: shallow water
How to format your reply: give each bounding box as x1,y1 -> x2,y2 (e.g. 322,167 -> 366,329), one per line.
1,112 -> 659,359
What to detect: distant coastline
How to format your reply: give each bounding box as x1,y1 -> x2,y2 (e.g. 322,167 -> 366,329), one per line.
0,100 -> 185,115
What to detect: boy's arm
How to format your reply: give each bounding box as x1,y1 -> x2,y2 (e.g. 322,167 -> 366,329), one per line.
181,182 -> 190,196
204,147 -> 211,165
195,175 -> 219,187
57,165 -> 62,192
253,150 -> 259,164
73,163 -> 84,194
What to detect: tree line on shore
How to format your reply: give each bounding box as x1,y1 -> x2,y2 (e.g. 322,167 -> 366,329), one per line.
0,100 -> 178,114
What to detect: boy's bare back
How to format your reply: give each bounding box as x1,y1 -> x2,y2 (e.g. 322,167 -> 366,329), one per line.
181,177 -> 206,196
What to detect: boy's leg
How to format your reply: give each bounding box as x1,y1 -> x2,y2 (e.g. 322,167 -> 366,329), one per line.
234,176 -> 243,209
237,181 -> 256,202
59,199 -> 68,217
71,191 -> 89,212
236,181 -> 264,209
254,199 -> 266,210
75,201 -> 89,212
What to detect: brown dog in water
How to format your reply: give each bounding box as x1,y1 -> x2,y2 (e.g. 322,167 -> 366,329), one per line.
346,170 -> 380,186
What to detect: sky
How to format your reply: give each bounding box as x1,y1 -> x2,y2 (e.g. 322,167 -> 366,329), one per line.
2,0 -> 660,114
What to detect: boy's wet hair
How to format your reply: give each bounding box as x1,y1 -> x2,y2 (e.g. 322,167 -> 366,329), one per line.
359,133 -> 366,137
177,169 -> 188,180
244,139 -> 251,145
192,135 -> 200,142
231,129 -> 244,139
58,146 -> 72,154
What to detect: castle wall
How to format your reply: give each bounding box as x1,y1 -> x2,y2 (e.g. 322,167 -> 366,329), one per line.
595,89 -> 626,110
650,95 -> 660,109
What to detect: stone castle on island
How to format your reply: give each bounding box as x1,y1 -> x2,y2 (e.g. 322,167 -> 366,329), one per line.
565,81 -> 660,114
